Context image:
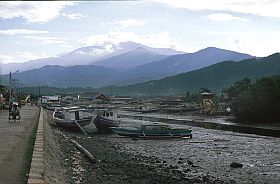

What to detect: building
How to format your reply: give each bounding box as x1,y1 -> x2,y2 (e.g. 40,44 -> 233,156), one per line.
38,96 -> 61,105
80,92 -> 109,103
110,96 -> 132,104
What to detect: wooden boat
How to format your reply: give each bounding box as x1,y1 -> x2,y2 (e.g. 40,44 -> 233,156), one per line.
52,107 -> 92,129
46,104 -> 62,111
111,124 -> 192,138
133,105 -> 158,113
94,110 -> 119,134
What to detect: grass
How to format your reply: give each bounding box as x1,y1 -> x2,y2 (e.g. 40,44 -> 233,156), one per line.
20,111 -> 39,184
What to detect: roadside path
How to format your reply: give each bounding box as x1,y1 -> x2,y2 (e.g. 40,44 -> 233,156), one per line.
0,104 -> 40,184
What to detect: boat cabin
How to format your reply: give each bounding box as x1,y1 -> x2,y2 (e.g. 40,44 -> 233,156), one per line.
62,107 -> 91,120
103,111 -> 113,117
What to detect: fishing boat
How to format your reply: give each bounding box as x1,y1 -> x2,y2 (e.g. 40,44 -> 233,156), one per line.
94,110 -> 119,134
52,107 -> 93,129
111,124 -> 192,138
135,105 -> 158,113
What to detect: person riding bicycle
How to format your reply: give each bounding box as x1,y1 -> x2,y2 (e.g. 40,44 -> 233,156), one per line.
11,102 -> 20,115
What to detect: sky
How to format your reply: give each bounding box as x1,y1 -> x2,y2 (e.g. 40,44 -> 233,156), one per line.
0,0 -> 280,64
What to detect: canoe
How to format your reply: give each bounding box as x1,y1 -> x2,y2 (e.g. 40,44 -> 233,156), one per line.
111,124 -> 192,138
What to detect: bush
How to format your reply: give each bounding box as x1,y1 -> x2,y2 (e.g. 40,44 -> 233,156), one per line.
231,75 -> 280,122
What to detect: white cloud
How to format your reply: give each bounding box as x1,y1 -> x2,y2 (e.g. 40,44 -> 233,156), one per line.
155,0 -> 280,17
102,19 -> 145,29
79,31 -> 185,51
231,36 -> 280,57
59,44 -> 74,48
208,13 -> 247,22
116,19 -> 145,28
15,51 -> 48,61
24,36 -> 71,45
62,13 -> 87,20
0,1 -> 74,23
0,53 -> 16,64
0,51 -> 50,64
0,29 -> 49,35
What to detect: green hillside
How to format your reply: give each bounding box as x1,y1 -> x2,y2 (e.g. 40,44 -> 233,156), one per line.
100,53 -> 280,96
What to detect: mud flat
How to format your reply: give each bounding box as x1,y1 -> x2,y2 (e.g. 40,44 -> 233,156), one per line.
44,111 -> 280,184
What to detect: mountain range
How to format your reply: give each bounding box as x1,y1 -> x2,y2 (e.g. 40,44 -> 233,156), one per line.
3,42 -> 254,89
2,41 -> 183,74
99,53 -> 280,96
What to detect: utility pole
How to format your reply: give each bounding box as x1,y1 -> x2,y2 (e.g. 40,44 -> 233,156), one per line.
9,71 -> 12,103
0,62 -> 2,86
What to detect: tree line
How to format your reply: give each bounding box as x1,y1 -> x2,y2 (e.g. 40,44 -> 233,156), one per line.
224,75 -> 280,122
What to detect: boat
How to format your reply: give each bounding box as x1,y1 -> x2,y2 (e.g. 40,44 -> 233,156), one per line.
111,124 -> 192,138
94,110 -> 119,134
46,104 -> 62,111
133,105 -> 158,113
52,106 -> 93,129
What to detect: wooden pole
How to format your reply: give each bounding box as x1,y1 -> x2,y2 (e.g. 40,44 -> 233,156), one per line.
74,120 -> 88,135
70,139 -> 96,164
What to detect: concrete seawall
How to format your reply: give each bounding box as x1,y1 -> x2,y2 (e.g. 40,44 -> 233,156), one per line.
120,113 -> 280,138
28,107 -> 44,184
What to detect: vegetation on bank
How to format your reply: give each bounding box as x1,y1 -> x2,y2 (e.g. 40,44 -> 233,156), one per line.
21,121 -> 38,183
224,75 -> 280,122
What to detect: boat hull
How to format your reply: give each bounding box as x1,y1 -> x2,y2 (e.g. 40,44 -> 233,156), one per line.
94,115 -> 119,134
53,112 -> 91,129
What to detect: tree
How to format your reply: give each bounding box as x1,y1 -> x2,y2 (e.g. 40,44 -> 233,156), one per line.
230,75 -> 280,122
223,77 -> 251,99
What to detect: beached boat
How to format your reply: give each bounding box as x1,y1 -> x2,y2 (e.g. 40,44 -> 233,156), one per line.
94,110 -> 119,134
111,124 -> 192,138
52,107 -> 92,129
133,105 -> 158,113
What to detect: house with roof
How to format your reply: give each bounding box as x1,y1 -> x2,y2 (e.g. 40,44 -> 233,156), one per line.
80,92 -> 109,103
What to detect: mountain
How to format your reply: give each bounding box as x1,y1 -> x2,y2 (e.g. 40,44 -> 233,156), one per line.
99,53 -> 280,96
4,47 -> 255,88
10,65 -> 122,88
2,41 -> 184,74
124,47 -> 253,81
93,47 -> 168,69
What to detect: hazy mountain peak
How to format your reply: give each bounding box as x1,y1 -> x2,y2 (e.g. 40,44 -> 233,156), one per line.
197,47 -> 253,57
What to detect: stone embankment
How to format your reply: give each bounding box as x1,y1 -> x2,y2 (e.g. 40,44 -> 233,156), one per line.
28,107 -> 44,184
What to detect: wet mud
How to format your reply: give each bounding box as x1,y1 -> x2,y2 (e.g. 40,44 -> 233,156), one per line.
44,111 -> 280,184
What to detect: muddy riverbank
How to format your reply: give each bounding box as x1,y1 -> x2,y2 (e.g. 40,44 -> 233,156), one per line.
44,110 -> 280,184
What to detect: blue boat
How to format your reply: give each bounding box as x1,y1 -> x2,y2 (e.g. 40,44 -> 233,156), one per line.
111,124 -> 192,138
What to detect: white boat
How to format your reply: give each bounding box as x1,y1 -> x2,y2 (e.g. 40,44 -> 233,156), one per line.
134,105 -> 158,113
52,106 -> 93,129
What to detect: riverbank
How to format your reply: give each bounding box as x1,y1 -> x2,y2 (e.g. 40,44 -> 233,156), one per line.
44,110 -> 280,183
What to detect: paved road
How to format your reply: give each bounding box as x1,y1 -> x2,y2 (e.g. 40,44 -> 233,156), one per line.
0,104 -> 40,184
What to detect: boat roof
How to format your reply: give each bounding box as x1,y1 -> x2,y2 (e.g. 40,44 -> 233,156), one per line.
62,106 -> 85,112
